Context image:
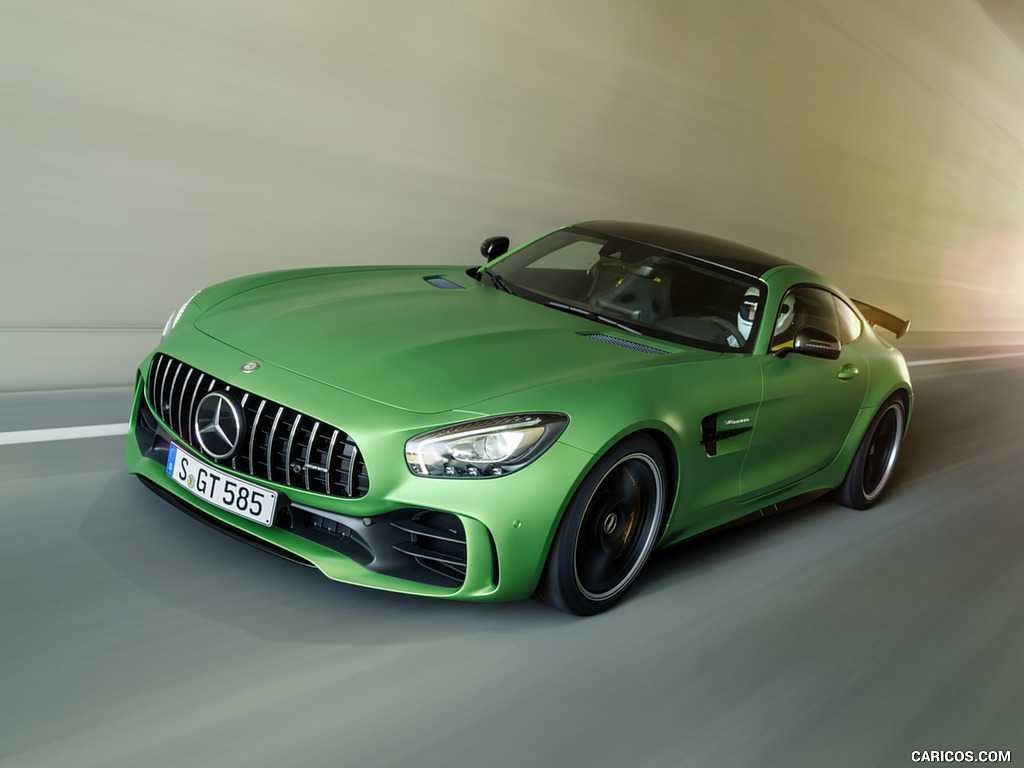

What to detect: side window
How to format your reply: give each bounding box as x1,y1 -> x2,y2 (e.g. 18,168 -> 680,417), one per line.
771,287 -> 840,351
833,296 -> 862,344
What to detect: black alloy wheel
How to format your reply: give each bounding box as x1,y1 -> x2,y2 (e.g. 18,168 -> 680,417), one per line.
836,396 -> 906,509
539,435 -> 666,615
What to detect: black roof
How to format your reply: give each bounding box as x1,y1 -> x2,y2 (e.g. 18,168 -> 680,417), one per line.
574,220 -> 793,277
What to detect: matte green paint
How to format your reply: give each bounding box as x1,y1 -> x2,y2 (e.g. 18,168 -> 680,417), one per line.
127,254 -> 912,603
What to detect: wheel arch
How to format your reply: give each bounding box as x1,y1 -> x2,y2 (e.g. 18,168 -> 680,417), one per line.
576,425 -> 681,535
633,427 -> 680,542
891,386 -> 912,431
834,389 -> 908,508
533,425 -> 680,594
535,429 -> 677,613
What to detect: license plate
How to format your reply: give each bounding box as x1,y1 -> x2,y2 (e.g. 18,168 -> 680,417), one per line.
165,443 -> 277,527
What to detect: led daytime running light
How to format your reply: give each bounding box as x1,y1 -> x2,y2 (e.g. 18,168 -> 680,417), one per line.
405,413 -> 568,479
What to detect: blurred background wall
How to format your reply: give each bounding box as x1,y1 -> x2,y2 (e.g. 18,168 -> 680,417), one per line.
3,0 -> 1024,391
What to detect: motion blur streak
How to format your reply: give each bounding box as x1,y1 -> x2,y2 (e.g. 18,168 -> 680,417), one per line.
0,350 -> 1022,444
0,423 -> 128,446
907,351 -> 1024,367
2,2 -> 1024,762
1,358 -> 1021,768
3,0 -> 1024,390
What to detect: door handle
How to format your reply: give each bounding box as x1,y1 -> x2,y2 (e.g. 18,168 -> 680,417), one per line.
837,364 -> 860,380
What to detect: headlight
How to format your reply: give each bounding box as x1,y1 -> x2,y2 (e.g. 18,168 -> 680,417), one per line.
405,413 -> 568,478
161,290 -> 201,340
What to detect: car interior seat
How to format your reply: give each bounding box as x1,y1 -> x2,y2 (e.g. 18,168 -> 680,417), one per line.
590,265 -> 672,324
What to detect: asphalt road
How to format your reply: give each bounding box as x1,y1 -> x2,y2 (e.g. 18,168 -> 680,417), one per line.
1,354 -> 1022,768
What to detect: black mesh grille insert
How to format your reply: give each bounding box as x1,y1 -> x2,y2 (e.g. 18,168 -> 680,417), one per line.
581,333 -> 669,355
146,353 -> 369,498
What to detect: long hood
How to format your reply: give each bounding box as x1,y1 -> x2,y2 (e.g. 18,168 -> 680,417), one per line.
193,267 -> 700,412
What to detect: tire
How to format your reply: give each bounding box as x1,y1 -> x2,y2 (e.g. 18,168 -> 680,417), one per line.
835,396 -> 906,509
539,435 -> 667,615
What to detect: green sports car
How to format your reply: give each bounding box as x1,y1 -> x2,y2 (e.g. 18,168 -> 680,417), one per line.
127,221 -> 912,615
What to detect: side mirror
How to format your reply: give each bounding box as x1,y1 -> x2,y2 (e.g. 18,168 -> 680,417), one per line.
481,236 -> 510,260
776,327 -> 842,360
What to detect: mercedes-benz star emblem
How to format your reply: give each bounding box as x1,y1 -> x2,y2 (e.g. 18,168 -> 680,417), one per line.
241,361 -> 260,373
194,391 -> 245,460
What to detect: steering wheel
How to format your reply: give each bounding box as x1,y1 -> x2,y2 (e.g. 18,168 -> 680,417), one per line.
700,316 -> 744,348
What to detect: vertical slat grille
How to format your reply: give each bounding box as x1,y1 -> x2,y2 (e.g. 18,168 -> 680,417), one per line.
146,353 -> 369,498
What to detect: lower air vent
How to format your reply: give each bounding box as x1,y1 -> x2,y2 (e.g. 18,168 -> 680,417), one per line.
581,333 -> 669,355
285,504 -> 468,589
391,511 -> 467,587
424,277 -> 464,290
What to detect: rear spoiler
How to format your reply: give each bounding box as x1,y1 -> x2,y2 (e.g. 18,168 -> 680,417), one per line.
852,299 -> 911,339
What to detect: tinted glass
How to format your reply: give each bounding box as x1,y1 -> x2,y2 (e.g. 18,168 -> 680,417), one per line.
489,227 -> 765,352
833,296 -> 862,344
771,287 -> 840,351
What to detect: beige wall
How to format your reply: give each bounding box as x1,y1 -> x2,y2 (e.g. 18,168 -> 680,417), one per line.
3,0 -> 1024,390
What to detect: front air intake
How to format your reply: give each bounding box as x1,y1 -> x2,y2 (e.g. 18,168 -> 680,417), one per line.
391,511 -> 467,586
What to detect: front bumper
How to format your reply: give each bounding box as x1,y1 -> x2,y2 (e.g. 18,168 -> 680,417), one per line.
125,345 -> 595,602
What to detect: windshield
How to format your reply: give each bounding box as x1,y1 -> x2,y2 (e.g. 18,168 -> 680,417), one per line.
483,227 -> 765,353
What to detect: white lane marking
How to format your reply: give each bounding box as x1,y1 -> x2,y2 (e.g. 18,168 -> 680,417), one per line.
0,351 -> 1021,447
907,351 -> 1024,367
0,423 -> 129,446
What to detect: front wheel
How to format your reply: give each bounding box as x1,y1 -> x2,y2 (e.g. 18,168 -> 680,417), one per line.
835,396 -> 906,509
538,435 -> 666,615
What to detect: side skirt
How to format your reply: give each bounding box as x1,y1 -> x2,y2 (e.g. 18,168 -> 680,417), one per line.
662,489 -> 831,547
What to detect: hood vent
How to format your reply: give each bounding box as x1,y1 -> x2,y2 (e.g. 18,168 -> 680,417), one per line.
582,333 -> 669,355
424,277 -> 464,290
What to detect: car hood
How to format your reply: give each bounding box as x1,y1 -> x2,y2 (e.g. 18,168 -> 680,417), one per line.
193,267 -> 702,413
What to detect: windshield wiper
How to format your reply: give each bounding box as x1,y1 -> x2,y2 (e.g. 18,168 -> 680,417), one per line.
480,267 -> 515,295
543,301 -> 643,335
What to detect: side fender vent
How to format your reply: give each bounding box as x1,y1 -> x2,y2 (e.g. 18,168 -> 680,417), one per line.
700,413 -> 753,457
424,277 -> 464,290
581,333 -> 669,355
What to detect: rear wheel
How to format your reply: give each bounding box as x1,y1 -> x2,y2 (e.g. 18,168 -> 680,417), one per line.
539,435 -> 666,615
836,396 -> 906,509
